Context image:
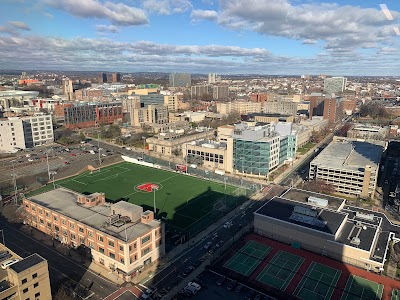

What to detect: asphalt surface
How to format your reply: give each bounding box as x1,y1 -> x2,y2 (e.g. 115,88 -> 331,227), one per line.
0,216 -> 118,299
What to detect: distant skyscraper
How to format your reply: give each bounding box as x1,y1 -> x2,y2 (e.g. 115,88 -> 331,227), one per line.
112,72 -> 121,82
62,79 -> 74,100
169,73 -> 191,87
99,72 -> 107,83
212,85 -> 229,100
208,73 -> 217,84
324,77 -> 346,94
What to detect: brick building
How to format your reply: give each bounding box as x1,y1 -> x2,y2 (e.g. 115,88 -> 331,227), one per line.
23,188 -> 165,282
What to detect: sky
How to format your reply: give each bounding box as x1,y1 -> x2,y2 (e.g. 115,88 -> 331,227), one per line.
0,0 -> 399,76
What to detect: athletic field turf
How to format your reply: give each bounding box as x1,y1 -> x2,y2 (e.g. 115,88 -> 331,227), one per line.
29,162 -> 245,231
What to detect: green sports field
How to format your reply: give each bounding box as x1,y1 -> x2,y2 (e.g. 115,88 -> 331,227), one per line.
29,162 -> 247,233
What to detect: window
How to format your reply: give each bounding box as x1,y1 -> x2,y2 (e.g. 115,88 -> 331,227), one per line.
98,236 -> 104,242
23,288 -> 28,294
79,227 -> 84,233
22,278 -> 27,284
120,257 -> 125,264
34,282 -> 39,288
109,252 -> 115,259
32,273 -> 37,279
35,292 -> 40,298
38,209 -> 42,215
53,215 -> 58,221
70,234 -> 76,240
89,242 -> 94,249
61,219 -> 66,225
79,237 -> 85,244
88,231 -> 93,237
108,241 -> 114,247
141,235 -> 150,244
70,223 -> 75,229
142,247 -> 150,255
119,245 -> 124,251
99,247 -> 104,254
39,219 -> 44,224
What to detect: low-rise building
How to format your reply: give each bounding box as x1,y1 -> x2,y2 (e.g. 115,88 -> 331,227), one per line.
254,188 -> 396,272
263,99 -> 298,117
183,140 -> 230,171
147,129 -> 215,156
309,137 -> 385,198
347,124 -> 388,141
245,113 -> 294,123
23,188 -> 164,282
217,101 -> 262,115
0,245 -> 52,300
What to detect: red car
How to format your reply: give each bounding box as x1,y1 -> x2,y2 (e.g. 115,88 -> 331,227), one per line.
69,153 -> 76,156
64,161 -> 69,165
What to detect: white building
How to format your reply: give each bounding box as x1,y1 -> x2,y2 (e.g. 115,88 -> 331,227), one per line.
324,77 -> 347,94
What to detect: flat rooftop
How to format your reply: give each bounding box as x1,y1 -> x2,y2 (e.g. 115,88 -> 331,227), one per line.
255,197 -> 347,235
28,188 -> 160,242
282,188 -> 345,210
9,254 -> 45,274
310,140 -> 384,171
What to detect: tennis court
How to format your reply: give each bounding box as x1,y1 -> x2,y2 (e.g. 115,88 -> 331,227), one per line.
224,241 -> 272,276
293,261 -> 341,300
341,275 -> 384,300
256,250 -> 304,291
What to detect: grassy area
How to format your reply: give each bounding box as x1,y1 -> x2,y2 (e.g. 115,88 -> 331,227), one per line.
28,162 -> 243,232
297,142 -> 315,155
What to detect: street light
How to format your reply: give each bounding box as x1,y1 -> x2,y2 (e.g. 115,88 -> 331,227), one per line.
10,160 -> 17,204
98,148 -> 103,170
153,187 -> 158,217
142,136 -> 146,160
50,171 -> 57,189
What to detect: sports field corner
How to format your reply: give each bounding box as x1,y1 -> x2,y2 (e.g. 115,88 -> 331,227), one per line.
28,161 -> 251,234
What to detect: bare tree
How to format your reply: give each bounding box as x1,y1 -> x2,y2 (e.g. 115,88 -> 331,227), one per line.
1,203 -> 23,223
54,285 -> 74,300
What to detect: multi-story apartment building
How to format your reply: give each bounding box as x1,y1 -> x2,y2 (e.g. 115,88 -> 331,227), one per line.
216,101 -> 262,115
212,86 -> 229,100
184,140 -> 230,171
323,97 -> 343,125
263,99 -> 298,117
0,114 -> 53,152
169,73 -> 191,87
64,102 -> 123,129
132,104 -> 169,127
309,137 -> 385,198
324,77 -> 347,94
164,95 -> 179,112
23,188 -> 164,282
112,72 -> 121,83
191,85 -> 209,99
99,72 -> 107,83
347,124 -> 388,141
0,244 -> 52,300
62,79 -> 74,101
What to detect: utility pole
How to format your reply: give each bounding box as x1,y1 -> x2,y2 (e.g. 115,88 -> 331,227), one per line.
0,229 -> 5,246
153,187 -> 158,217
10,160 -> 17,204
46,150 -> 50,180
98,130 -> 102,170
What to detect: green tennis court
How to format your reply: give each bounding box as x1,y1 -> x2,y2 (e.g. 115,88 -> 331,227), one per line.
224,241 -> 272,276
293,261 -> 341,300
341,275 -> 384,300
256,250 -> 304,291
392,289 -> 400,300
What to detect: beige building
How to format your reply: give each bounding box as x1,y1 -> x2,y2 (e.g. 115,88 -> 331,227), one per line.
183,140 -> 231,171
0,90 -> 39,112
128,88 -> 158,96
347,124 -> 388,141
248,113 -> 294,123
309,137 -> 385,198
132,104 -> 169,127
263,100 -> 298,117
121,96 -> 141,125
147,129 -> 215,156
164,95 -> 179,112
23,188 -> 164,282
0,117 -> 26,152
217,125 -> 234,142
0,245 -> 51,300
254,188 -> 396,272
216,101 -> 262,115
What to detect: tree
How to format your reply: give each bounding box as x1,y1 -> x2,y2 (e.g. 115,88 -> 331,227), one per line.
226,111 -> 241,124
1,203 -> 23,223
54,285 -> 74,300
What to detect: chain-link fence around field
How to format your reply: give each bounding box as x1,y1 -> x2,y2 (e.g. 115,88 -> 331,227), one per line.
144,154 -> 261,192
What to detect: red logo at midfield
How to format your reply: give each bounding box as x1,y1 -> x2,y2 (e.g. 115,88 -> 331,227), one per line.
137,183 -> 159,193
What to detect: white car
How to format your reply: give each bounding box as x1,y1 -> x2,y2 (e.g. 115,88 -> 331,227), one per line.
1,258 -> 19,269
187,282 -> 201,291
28,158 -> 34,162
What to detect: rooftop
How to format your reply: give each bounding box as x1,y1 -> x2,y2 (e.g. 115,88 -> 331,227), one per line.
27,188 -> 160,242
282,188 -> 345,210
310,140 -> 384,171
9,254 -> 46,274
255,197 -> 347,235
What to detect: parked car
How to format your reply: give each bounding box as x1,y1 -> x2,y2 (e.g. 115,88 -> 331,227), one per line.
1,258 -> 19,269
235,284 -> 244,294
204,242 -> 212,250
183,266 -> 195,276
227,280 -> 236,291
216,276 -> 226,286
186,282 -> 201,291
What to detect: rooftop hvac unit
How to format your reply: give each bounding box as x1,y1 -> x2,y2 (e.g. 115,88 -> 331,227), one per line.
294,206 -> 318,217
355,211 -> 374,221
350,237 -> 361,246
308,196 -> 328,208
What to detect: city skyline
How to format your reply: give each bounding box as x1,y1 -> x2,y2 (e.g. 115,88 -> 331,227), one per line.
0,0 -> 399,75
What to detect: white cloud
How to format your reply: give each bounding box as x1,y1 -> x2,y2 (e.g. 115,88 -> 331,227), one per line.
0,35 -> 399,75
191,9 -> 218,22
216,0 -> 399,50
8,21 -> 31,31
96,24 -> 119,33
43,0 -> 148,26
142,0 -> 192,15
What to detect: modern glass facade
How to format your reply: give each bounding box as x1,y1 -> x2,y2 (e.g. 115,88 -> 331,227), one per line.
287,135 -> 297,159
233,139 -> 270,175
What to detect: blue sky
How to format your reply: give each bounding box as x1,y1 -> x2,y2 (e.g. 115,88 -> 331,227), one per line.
0,0 -> 399,75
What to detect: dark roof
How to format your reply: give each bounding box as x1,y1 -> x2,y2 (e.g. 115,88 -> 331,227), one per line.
255,197 -> 346,235
0,280 -> 10,293
9,254 -> 45,273
336,221 -> 377,251
282,188 -> 346,210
